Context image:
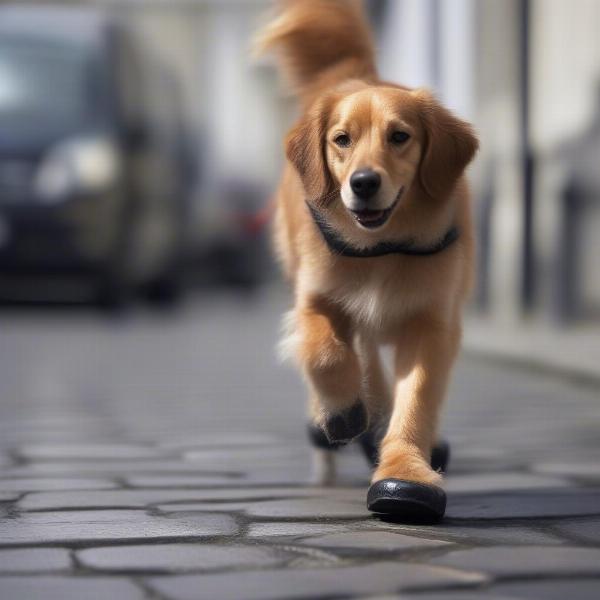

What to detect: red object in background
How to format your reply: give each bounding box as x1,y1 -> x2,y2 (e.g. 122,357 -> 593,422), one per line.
234,198 -> 275,237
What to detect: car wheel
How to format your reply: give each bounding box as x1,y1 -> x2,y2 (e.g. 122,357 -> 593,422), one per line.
96,269 -> 133,312
143,269 -> 184,308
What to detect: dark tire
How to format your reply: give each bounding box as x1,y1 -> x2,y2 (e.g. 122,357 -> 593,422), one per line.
96,273 -> 133,312
143,268 -> 184,308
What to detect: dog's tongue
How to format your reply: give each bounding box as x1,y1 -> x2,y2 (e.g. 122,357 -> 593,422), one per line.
354,210 -> 385,223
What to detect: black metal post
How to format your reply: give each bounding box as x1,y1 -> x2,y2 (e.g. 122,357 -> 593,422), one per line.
519,0 -> 536,312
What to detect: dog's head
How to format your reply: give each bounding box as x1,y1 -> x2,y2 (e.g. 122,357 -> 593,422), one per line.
286,84 -> 478,235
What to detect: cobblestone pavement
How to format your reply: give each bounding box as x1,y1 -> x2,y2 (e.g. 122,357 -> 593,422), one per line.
0,290 -> 599,599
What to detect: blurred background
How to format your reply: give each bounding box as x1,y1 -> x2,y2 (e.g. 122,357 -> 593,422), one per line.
0,0 -> 598,379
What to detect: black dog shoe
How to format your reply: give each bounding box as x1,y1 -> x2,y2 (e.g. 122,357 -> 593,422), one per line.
358,429 -> 379,465
321,400 -> 368,444
307,423 -> 343,451
430,439 -> 450,473
367,478 -> 446,523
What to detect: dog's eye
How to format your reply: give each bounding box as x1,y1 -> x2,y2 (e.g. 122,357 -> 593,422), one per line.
333,133 -> 351,148
390,131 -> 411,145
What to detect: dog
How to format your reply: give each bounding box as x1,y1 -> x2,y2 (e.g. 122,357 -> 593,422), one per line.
256,0 -> 478,522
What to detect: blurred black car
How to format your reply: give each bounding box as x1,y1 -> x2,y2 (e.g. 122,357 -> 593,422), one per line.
0,5 -> 193,306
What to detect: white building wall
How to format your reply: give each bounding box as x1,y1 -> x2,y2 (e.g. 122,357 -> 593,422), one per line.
530,0 -> 600,317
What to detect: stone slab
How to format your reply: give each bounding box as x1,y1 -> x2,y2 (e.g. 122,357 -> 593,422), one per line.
0,548 -> 71,573
158,433 -> 283,449
444,472 -> 569,493
157,502 -> 254,513
0,478 -> 117,492
16,443 -> 165,460
124,475 -> 243,488
146,561 -> 486,600
247,522 -> 351,538
18,487 -> 330,510
493,579 -> 600,600
244,498 -> 369,519
432,546 -> 600,577
0,491 -> 20,502
0,577 -> 145,600
298,531 -> 451,552
1,461 -> 244,477
78,543 -> 283,572
552,517 -> 600,544
0,511 -> 238,545
371,521 -> 561,546
446,488 -> 600,519
533,461 -> 600,479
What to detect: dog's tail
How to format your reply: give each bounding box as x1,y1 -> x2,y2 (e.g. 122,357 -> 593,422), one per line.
254,0 -> 377,102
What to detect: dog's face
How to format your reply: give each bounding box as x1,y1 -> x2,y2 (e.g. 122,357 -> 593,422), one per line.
286,84 -> 478,235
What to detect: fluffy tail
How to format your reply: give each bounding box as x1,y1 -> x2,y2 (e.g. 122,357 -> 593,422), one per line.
255,0 -> 377,101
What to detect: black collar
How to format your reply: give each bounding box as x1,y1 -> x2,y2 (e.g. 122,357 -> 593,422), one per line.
307,202 -> 460,258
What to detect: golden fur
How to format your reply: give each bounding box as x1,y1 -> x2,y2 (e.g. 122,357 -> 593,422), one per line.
258,0 -> 478,486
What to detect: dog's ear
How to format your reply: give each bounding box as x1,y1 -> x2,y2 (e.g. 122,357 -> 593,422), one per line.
414,90 -> 479,199
285,95 -> 336,201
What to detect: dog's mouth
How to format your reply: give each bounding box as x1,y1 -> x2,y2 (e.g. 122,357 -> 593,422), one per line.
350,188 -> 403,230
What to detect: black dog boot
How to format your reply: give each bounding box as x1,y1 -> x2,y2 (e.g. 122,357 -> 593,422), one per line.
367,479 -> 446,523
308,400 -> 368,447
358,428 -> 380,466
430,439 -> 450,473
307,423 -> 343,451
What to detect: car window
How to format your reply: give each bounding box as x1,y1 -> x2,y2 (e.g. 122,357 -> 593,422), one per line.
0,37 -> 105,132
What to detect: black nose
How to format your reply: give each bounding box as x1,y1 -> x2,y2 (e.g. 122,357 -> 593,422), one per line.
350,169 -> 381,199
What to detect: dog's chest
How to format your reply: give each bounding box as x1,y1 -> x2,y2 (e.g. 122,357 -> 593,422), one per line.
331,268 -> 425,333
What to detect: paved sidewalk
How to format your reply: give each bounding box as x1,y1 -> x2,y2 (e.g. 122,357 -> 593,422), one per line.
0,290 -> 599,599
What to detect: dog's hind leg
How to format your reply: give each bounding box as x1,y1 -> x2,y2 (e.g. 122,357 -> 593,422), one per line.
307,411 -> 342,485
356,335 -> 392,428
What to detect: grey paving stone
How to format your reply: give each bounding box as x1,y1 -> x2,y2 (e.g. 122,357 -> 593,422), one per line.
0,548 -> 71,573
1,460 -> 243,477
363,594 -> 513,600
146,561 -> 487,600
431,546 -> 600,578
124,475 -> 243,488
533,461 -> 600,479
446,487 -> 600,519
244,497 -> 369,519
0,478 -> 117,492
183,446 -> 305,463
552,517 -> 600,544
77,543 -> 283,572
444,472 -> 569,493
0,491 -> 20,502
394,593 -> 515,600
157,502 -> 256,513
493,579 -> 600,600
159,432 -> 283,449
240,468 -> 312,486
0,510 -> 238,545
18,487 -> 328,510
16,443 -> 165,460
0,576 -> 145,600
298,531 -> 451,552
247,522 -> 350,538
371,521 -> 561,546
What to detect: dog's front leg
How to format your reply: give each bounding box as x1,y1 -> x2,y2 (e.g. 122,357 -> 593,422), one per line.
373,317 -> 460,486
295,297 -> 368,445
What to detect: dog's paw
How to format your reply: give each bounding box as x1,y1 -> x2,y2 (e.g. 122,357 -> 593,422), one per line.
321,400 -> 368,444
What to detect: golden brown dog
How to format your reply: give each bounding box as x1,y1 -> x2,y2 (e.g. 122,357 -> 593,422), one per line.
257,0 -> 478,521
